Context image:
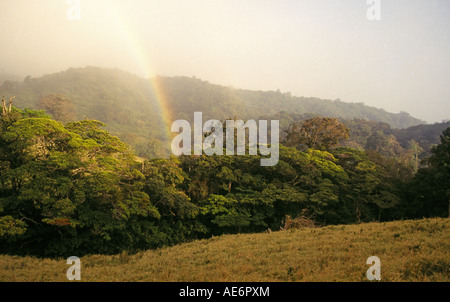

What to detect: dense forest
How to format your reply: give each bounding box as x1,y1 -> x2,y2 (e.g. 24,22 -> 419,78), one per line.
1,66 -> 438,160
0,103 -> 448,257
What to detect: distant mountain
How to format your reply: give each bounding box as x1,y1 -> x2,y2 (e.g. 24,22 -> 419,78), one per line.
0,66 -> 430,158
157,75 -> 425,129
392,122 -> 450,153
264,111 -> 449,159
0,70 -> 22,85
0,67 -> 168,157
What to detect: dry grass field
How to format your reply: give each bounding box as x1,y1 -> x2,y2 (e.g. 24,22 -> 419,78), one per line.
0,217 -> 448,282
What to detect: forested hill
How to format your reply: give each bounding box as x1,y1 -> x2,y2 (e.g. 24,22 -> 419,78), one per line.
141,74 -> 425,128
0,66 -> 429,157
1,66 -> 425,125
1,71 -> 449,258
0,70 -> 22,85
260,111 -> 450,160
0,67 -> 167,157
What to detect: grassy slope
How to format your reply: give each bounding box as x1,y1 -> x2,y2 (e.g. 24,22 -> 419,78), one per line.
0,218 -> 448,282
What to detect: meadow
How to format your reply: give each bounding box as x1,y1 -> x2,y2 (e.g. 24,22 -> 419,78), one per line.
0,217 -> 448,282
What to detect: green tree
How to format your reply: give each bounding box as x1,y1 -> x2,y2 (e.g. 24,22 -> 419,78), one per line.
0,111 -> 160,256
332,148 -> 399,223
402,127 -> 450,218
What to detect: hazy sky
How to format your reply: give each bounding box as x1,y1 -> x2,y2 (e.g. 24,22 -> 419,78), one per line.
1,0 -> 449,123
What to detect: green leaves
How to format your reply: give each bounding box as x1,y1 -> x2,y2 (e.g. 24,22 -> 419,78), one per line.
200,195 -> 232,216
402,127 -> 450,218
0,111 -> 166,256
0,106 -> 438,256
0,216 -> 27,238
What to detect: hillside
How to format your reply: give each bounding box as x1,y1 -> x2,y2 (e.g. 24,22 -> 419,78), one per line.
0,217 -> 448,282
0,66 -> 427,158
259,111 -> 450,159
0,71 -> 22,85
0,67 -> 169,158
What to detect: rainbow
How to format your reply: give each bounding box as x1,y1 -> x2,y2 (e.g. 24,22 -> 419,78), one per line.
108,4 -> 174,144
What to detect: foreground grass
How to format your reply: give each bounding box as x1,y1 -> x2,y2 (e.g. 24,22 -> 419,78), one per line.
0,218 -> 449,282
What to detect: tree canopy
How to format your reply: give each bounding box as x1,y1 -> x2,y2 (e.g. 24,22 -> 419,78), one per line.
0,107 -> 447,257
284,117 -> 349,151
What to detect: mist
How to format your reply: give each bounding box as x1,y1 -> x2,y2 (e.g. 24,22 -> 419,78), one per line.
0,0 -> 449,123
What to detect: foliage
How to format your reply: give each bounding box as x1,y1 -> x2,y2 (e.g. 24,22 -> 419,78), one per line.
331,148 -> 400,223
0,106 -> 447,257
284,116 -> 349,151
0,67 -> 426,160
401,127 -> 450,218
0,109 -> 162,256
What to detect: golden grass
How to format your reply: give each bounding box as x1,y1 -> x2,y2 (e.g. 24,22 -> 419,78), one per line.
0,217 -> 448,282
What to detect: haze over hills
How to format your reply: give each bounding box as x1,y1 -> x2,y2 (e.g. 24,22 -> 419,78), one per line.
0,66 -> 425,124
2,66 -> 446,159
0,70 -> 22,85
